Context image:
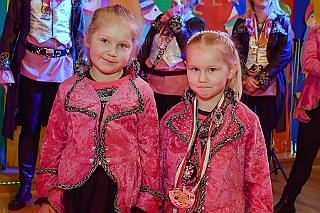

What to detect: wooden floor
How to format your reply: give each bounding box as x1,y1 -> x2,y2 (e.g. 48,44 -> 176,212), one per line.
0,156 -> 319,213
0,198 -> 39,213
271,155 -> 320,213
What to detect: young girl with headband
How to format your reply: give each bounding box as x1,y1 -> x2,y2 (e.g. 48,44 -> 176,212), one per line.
160,30 -> 273,212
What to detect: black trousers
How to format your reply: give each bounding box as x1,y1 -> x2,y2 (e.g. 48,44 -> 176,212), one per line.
285,105 -> 320,196
241,94 -> 277,161
63,166 -> 117,213
18,75 -> 60,137
154,92 -> 182,121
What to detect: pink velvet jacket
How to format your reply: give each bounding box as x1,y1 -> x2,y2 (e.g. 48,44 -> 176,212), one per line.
160,89 -> 273,213
294,24 -> 320,122
36,71 -> 163,213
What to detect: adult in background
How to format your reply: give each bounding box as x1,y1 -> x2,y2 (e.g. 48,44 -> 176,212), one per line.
138,0 -> 205,120
232,0 -> 292,161
274,23 -> 320,213
0,0 -> 84,210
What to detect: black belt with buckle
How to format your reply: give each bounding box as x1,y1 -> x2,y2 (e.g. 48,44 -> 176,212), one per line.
143,66 -> 187,76
25,42 -> 72,58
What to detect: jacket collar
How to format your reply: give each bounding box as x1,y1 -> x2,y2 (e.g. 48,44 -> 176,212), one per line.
64,73 -> 144,122
165,88 -> 245,155
235,15 -> 287,36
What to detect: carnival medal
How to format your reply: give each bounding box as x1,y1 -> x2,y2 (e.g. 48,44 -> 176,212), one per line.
256,39 -> 268,48
168,187 -> 195,209
181,161 -> 198,185
41,4 -> 52,20
169,97 -> 225,210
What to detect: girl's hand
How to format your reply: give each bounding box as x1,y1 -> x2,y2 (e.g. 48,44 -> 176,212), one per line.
244,76 -> 259,93
168,4 -> 184,17
172,0 -> 182,7
38,203 -> 58,213
0,83 -> 10,93
160,4 -> 184,23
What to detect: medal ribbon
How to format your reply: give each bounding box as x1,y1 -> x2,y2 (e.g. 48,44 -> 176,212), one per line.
253,14 -> 267,43
252,14 -> 268,64
174,94 -> 225,193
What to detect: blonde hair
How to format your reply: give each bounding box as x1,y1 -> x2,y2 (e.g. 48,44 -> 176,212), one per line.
86,4 -> 143,53
245,0 -> 287,17
186,30 -> 242,100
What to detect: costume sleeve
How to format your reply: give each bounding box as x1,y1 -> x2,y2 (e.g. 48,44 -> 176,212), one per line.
169,16 -> 205,60
36,86 -> 68,199
0,0 -> 22,57
159,114 -> 170,196
159,112 -> 175,213
71,0 -> 85,61
243,113 -> 273,213
254,16 -> 293,90
137,15 -> 162,71
0,0 -> 22,80
135,81 -> 163,212
232,18 -> 250,81
302,25 -> 320,77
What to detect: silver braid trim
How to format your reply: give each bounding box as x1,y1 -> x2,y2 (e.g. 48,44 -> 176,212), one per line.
0,52 -> 11,70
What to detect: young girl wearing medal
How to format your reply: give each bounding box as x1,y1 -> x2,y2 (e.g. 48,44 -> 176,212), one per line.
160,30 -> 273,212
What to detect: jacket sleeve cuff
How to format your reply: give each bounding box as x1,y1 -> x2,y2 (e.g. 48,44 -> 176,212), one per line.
0,69 -> 15,84
255,71 -> 271,90
169,15 -> 183,34
36,169 -> 58,198
0,52 -> 11,70
135,186 -> 164,212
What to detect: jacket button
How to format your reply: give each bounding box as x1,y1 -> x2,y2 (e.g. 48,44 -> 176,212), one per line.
98,160 -> 101,165
106,158 -> 111,163
105,146 -> 109,151
91,146 -> 95,150
89,158 -> 94,163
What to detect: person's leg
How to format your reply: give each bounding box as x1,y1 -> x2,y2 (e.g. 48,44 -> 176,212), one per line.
255,96 -> 277,162
154,92 -> 168,121
8,76 -> 44,210
40,81 -> 60,126
240,93 -> 256,112
274,106 -> 320,213
165,94 -> 182,112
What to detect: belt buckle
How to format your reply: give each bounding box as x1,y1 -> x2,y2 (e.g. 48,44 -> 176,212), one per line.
55,51 -> 62,57
45,48 -> 55,58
